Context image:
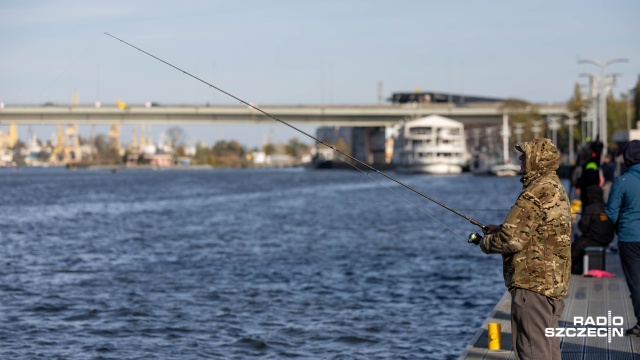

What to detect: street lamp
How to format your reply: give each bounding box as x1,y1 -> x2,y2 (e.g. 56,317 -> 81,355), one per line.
513,123 -> 525,144
578,58 -> 629,153
501,114 -> 511,164
565,116 -> 579,165
579,73 -> 599,140
547,116 -> 561,146
531,120 -> 544,139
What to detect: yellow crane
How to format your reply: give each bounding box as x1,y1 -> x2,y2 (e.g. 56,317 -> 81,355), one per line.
8,124 -> 17,148
52,124 -> 66,162
109,123 -> 121,151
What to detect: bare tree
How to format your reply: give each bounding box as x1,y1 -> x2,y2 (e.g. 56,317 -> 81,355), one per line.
166,127 -> 185,149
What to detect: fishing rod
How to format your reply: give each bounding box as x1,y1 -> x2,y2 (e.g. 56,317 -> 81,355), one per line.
104,32 -> 487,240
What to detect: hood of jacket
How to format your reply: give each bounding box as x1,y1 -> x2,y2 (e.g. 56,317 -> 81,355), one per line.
517,138 -> 560,187
623,140 -> 640,168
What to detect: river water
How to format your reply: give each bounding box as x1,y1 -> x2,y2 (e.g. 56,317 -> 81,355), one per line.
0,168 -> 533,359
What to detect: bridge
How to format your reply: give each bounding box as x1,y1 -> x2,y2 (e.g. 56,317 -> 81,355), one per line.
0,102 -> 572,166
0,102 -> 570,127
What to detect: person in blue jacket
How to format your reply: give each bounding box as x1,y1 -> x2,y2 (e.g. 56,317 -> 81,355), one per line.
606,140 -> 640,337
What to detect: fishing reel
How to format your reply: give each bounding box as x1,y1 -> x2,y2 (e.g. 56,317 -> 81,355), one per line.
468,232 -> 483,245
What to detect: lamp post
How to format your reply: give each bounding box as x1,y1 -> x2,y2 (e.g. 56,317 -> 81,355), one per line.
531,120 -> 544,139
565,116 -> 578,165
578,58 -> 628,153
580,102 -> 592,144
513,123 -> 525,144
501,114 -> 510,164
547,116 -> 561,146
579,73 -> 599,140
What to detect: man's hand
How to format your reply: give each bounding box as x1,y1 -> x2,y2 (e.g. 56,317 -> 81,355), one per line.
482,224 -> 501,235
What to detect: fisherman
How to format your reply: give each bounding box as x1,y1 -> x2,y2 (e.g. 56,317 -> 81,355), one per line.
606,140 -> 640,337
474,138 -> 571,360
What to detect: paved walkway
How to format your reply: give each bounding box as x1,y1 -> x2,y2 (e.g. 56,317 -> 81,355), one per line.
459,253 -> 640,359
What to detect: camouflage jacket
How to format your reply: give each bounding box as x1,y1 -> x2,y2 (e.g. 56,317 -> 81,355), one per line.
480,139 -> 572,300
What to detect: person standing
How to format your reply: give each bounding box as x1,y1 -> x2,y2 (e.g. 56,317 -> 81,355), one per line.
605,140 -> 640,337
575,150 -> 603,205
472,138 -> 572,360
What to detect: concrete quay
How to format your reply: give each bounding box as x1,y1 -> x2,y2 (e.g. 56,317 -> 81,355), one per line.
459,253 -> 640,359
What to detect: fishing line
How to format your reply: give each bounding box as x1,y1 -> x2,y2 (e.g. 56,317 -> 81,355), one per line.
295,141 -> 467,238
333,152 -> 468,239
104,32 -> 487,232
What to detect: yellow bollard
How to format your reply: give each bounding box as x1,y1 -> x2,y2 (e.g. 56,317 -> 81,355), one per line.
570,199 -> 582,221
488,323 -> 501,350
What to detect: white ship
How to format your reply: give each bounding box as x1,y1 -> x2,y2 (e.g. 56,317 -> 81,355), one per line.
394,115 -> 467,174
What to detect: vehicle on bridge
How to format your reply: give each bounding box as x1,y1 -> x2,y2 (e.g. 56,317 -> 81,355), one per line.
389,91 -> 503,105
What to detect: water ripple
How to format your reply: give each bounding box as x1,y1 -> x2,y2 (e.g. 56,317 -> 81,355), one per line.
0,168 -> 532,359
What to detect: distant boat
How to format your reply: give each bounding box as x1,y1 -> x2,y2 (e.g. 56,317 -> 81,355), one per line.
470,114 -> 521,177
470,153 -> 521,177
490,162 -> 521,177
393,115 -> 467,174
308,154 -> 333,169
0,148 -> 16,168
306,146 -> 334,169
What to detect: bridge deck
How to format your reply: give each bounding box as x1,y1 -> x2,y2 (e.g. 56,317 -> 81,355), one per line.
0,103 -> 570,126
459,252 -> 640,359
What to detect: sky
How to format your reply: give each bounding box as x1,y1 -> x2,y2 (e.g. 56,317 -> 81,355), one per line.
1,0 -> 639,148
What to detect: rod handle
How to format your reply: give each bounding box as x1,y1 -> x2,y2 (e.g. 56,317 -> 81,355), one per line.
468,218 -> 487,230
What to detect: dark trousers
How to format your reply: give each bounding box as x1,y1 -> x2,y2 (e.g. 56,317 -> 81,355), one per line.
511,288 -> 565,360
619,242 -> 640,325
